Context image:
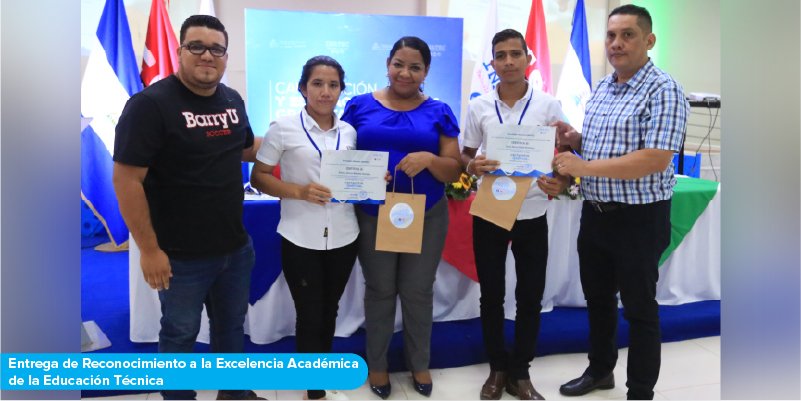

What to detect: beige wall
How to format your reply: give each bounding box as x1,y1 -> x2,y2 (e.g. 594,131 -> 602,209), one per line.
624,0 -> 722,151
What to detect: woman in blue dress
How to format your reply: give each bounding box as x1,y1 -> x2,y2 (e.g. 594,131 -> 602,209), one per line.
342,36 -> 462,399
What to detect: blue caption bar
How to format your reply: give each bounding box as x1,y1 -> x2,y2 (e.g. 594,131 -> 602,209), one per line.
1,353 -> 366,390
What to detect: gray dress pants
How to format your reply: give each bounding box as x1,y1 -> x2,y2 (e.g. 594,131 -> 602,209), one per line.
356,197 -> 448,372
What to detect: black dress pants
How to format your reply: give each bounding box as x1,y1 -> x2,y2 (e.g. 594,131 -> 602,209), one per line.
473,215 -> 548,380
577,200 -> 671,400
281,237 -> 358,400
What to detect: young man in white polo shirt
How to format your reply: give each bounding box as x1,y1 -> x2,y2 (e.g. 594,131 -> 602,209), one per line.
460,29 -> 568,400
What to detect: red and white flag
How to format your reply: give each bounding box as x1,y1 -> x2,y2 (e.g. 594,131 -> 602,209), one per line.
141,0 -> 179,87
524,0 -> 552,94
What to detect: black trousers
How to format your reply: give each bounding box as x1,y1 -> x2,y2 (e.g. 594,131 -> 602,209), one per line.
578,200 -> 671,400
281,237 -> 358,399
473,215 -> 548,380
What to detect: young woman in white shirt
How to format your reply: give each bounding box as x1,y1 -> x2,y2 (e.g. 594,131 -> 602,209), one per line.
250,56 -> 357,401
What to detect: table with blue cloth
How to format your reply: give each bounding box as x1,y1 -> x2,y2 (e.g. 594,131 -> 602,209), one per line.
242,200 -> 282,305
129,178 -> 720,345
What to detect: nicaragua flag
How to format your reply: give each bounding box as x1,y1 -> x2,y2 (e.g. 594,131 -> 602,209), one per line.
81,0 -> 143,247
555,0 -> 592,130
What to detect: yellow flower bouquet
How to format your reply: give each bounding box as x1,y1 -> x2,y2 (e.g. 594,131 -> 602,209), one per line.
445,172 -> 477,200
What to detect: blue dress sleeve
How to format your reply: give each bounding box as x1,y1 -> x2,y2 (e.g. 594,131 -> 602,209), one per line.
341,96 -> 359,128
436,102 -> 460,138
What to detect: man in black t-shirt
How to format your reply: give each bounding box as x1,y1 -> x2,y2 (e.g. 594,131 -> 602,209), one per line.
113,15 -> 263,401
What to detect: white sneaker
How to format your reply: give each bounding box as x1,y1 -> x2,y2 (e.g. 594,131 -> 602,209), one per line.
324,390 -> 349,400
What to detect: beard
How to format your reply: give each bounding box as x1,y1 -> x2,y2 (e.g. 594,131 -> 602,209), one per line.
179,64 -> 222,89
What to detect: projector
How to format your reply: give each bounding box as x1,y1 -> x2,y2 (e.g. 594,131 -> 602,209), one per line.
688,92 -> 720,101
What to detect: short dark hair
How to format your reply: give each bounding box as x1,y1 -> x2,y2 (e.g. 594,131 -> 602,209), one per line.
608,4 -> 652,33
388,36 -> 432,68
297,55 -> 346,101
491,29 -> 528,57
180,15 -> 228,47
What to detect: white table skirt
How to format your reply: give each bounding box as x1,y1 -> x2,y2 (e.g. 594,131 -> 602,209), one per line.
129,189 -> 720,344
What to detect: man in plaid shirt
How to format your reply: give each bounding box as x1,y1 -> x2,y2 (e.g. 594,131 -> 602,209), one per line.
551,4 -> 689,400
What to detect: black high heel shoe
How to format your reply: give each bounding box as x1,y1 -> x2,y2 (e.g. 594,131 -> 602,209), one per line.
369,382 -> 391,400
412,376 -> 433,397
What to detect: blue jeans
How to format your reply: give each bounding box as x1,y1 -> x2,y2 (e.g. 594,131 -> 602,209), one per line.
158,238 -> 255,400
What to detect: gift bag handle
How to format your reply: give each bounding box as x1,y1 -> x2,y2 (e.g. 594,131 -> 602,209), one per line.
391,165 -> 415,195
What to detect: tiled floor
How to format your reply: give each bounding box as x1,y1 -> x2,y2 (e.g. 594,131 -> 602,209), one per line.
86,336 -> 720,400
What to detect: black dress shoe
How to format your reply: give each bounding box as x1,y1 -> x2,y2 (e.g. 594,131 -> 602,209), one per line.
559,371 -> 614,396
369,382 -> 391,400
412,377 -> 433,397
480,371 -> 506,400
505,378 -> 544,400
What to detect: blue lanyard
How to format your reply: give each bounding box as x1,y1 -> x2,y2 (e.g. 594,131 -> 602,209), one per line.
494,87 -> 533,125
300,110 -> 340,158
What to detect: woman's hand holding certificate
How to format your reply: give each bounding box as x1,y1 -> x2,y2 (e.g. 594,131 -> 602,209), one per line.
320,150 -> 390,203
299,182 -> 333,205
485,125 -> 556,177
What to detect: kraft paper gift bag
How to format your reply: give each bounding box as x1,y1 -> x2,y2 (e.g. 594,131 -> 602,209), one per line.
376,175 -> 426,254
469,175 -> 532,231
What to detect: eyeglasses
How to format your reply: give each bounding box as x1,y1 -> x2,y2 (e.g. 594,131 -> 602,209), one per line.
181,43 -> 227,57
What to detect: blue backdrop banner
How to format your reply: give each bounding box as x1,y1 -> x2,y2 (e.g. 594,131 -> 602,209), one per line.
245,9 -> 464,137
